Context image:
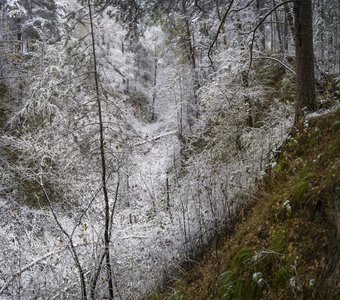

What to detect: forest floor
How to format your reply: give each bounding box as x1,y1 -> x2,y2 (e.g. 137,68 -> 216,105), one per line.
148,107 -> 340,299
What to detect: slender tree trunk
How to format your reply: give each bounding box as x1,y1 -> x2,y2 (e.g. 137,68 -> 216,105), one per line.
178,73 -> 184,136
337,8 -> 340,74
256,0 -> 266,50
166,173 -> 170,211
87,1 -> 114,299
242,70 -> 254,127
40,182 -> 87,300
319,0 -> 325,66
272,0 -> 284,53
270,13 -> 274,51
284,12 -> 289,51
215,0 -> 227,45
182,0 -> 200,128
284,2 -> 295,40
293,0 -> 316,123
151,56 -> 158,121
183,2 -> 196,70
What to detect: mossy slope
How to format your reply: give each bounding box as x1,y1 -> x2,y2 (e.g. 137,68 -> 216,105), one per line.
150,108 -> 340,300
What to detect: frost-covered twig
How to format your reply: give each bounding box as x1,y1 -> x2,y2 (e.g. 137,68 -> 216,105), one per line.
253,54 -> 296,75
39,176 -> 88,300
0,249 -> 64,295
208,0 -> 235,65
133,130 -> 178,147
91,181 -> 120,300
120,235 -> 150,240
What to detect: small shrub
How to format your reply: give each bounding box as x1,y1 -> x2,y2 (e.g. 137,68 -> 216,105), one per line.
331,121 -> 340,132
18,177 -> 55,207
231,247 -> 254,270
273,158 -> 286,173
273,266 -> 290,288
270,228 -> 287,253
220,270 -> 263,300
292,181 -> 308,207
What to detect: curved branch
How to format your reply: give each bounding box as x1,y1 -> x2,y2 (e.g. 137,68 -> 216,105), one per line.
248,0 -> 293,71
230,0 -> 256,13
195,0 -> 207,13
254,55 -> 296,75
207,0 -> 257,65
0,249 -> 64,295
208,0 -> 235,65
39,178 -> 88,300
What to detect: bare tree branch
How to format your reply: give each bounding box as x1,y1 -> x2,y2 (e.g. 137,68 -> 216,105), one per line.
248,1 -> 293,71
208,0 -> 235,65
253,52 -> 296,75
207,0 -> 257,65
0,249 -> 64,295
194,0 -> 207,13
40,179 -> 88,300
230,0 -> 256,13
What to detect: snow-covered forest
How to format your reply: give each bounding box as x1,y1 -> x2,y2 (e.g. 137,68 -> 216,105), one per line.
0,0 -> 339,299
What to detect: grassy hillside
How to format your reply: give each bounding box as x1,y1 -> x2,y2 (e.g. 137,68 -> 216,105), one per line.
149,108 -> 340,299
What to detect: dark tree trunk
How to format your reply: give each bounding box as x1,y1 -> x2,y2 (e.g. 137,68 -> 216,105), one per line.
87,1 -> 115,299
318,0 -> 325,66
272,0 -> 284,53
293,0 -> 316,123
256,0 -> 266,50
284,2 -> 295,40
337,6 -> 340,74
151,57 -> 158,121
284,12 -> 289,51
182,0 -> 200,128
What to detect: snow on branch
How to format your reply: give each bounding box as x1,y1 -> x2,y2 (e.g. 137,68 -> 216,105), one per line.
133,130 -> 178,147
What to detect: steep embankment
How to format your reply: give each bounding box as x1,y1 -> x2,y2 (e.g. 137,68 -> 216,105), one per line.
152,108 -> 340,299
